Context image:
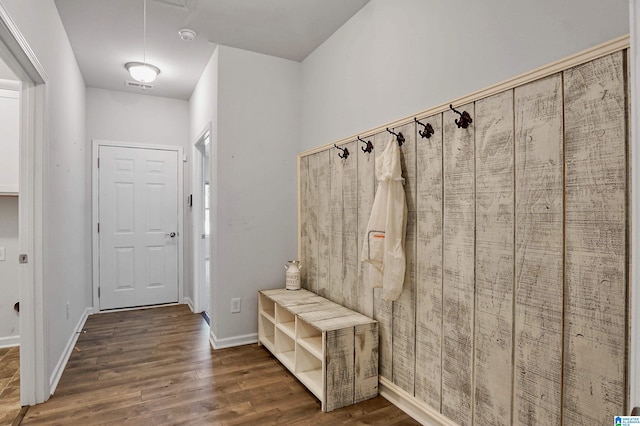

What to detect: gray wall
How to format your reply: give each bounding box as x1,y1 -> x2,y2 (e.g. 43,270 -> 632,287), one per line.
190,45 -> 301,345
1,0 -> 89,382
300,0 -> 630,151
86,87 -> 191,304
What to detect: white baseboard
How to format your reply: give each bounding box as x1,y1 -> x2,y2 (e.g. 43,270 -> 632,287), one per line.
209,329 -> 257,350
49,307 -> 93,395
379,377 -> 458,426
184,297 -> 195,312
0,335 -> 19,348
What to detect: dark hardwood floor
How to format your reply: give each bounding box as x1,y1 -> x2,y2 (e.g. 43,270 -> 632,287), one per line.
0,346 -> 20,425
20,305 -> 418,425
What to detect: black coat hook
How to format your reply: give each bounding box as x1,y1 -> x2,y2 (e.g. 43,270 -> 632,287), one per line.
449,104 -> 473,129
334,144 -> 349,159
414,117 -> 434,139
358,136 -> 373,154
386,128 -> 405,146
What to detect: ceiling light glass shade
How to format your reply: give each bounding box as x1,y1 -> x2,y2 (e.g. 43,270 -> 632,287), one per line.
125,62 -> 161,83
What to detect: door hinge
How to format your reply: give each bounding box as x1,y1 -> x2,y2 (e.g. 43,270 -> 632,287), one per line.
97,157 -> 100,168
18,254 -> 28,264
97,223 -> 100,233
98,287 -> 100,298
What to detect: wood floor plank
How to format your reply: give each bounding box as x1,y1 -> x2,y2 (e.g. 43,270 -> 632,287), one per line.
20,305 -> 418,425
0,346 -> 20,426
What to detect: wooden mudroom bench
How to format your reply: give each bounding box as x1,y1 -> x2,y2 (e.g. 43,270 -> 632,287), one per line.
257,288 -> 378,412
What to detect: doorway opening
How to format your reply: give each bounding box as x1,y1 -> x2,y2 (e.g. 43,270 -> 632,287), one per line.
193,127 -> 211,320
0,2 -> 49,409
0,71 -> 21,422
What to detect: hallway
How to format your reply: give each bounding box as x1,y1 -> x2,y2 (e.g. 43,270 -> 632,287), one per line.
19,305 -> 416,425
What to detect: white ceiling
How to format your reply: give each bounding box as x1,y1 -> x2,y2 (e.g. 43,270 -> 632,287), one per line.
54,0 -> 370,100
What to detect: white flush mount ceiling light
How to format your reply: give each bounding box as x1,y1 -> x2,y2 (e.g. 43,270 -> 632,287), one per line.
178,28 -> 197,41
126,0 -> 160,83
125,62 -> 160,83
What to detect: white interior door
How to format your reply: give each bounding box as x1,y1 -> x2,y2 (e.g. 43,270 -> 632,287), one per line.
98,145 -> 179,310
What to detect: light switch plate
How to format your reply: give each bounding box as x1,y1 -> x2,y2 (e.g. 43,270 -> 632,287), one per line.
0,247 -> 5,261
231,298 -> 241,313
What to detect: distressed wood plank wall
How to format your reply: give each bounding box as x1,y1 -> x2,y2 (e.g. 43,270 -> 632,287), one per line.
298,50 -> 629,425
393,122 -> 417,394
563,51 -> 627,425
415,113 -> 443,409
442,103 -> 476,426
513,73 -> 564,425
474,90 -> 514,426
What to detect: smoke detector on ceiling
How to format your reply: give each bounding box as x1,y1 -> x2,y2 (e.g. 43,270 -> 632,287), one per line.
178,28 -> 197,41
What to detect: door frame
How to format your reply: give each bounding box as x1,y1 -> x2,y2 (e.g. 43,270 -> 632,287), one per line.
191,123 -> 211,313
92,140 -> 184,311
0,3 -> 49,405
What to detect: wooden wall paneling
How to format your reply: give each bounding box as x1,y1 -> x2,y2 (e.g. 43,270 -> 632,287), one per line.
325,327 -> 355,411
329,147 -> 345,304
473,90 -> 515,426
392,122 -> 417,394
372,131 -> 393,379
441,102 -> 475,426
306,153 -> 320,293
342,141 -> 359,311
299,156 -> 310,289
513,73 -> 564,425
562,51 -> 627,424
357,137 -> 376,318
354,322 -> 379,403
415,113 -> 443,409
626,48 -> 632,408
317,150 -> 332,298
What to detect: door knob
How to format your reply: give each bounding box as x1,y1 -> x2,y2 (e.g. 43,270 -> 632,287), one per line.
165,232 -> 176,238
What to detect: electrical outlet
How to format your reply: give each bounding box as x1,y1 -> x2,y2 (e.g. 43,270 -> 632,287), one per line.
66,302 -> 70,319
230,298 -> 241,313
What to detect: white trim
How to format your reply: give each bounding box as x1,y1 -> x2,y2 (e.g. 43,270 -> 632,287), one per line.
379,377 -> 458,426
209,329 -> 257,350
629,0 -> 640,415
184,296 -> 195,312
0,336 -> 20,348
299,35 -> 630,158
0,78 -> 20,91
92,140 -> 185,312
0,184 -> 18,194
192,124 -> 212,314
49,307 -> 92,395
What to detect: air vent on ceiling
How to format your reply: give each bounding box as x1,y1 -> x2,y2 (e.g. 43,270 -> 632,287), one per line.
125,80 -> 154,90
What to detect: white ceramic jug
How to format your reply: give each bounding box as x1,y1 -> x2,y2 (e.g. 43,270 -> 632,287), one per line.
285,260 -> 302,290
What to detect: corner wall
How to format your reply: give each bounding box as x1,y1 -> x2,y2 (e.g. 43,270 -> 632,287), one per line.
190,45 -> 301,346
0,0 -> 89,383
300,0 -> 630,151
